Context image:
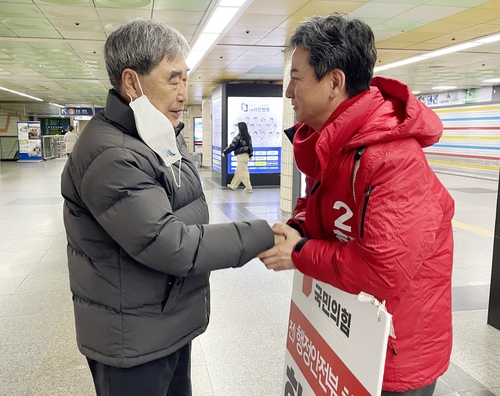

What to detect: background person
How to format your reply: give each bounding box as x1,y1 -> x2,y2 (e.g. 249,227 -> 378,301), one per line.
222,121 -> 253,193
63,125 -> 78,156
258,13 -> 454,396
61,18 -> 274,396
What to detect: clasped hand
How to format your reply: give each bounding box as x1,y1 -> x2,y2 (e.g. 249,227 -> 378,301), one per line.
258,223 -> 302,271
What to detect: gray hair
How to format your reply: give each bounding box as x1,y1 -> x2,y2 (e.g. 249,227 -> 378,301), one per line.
104,18 -> 190,91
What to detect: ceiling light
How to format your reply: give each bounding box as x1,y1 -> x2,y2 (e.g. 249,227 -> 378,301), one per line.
412,91 -> 421,95
0,86 -> 43,101
375,34 -> 490,74
482,78 -> 500,83
186,51 -> 206,71
186,0 -> 249,72
422,42 -> 481,59
219,0 -> 245,5
204,7 -> 239,34
432,86 -> 457,90
191,33 -> 219,53
50,102 -> 64,108
475,33 -> 500,44
374,55 -> 427,72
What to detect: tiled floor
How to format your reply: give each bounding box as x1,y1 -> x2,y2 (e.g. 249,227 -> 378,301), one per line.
0,159 -> 499,395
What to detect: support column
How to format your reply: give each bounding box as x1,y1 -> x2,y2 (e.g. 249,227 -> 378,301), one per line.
488,176 -> 500,329
280,49 -> 297,217
201,98 -> 212,169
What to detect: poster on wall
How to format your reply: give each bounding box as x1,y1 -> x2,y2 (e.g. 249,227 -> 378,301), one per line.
17,121 -> 43,162
194,117 -> 203,153
212,98 -> 222,172
283,272 -> 392,396
226,97 -> 283,174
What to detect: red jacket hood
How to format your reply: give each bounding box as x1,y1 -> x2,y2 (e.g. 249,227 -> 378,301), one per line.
293,76 -> 443,179
349,76 -> 443,149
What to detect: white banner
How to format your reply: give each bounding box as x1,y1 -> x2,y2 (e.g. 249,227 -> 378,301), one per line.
282,272 -> 392,396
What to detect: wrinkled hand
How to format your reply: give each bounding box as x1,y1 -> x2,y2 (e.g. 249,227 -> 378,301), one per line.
258,223 -> 302,271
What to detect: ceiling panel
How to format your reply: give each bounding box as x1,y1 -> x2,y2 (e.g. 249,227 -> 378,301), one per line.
38,5 -> 100,19
0,0 -> 498,108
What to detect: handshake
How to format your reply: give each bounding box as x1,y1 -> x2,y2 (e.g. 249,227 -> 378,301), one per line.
258,223 -> 302,271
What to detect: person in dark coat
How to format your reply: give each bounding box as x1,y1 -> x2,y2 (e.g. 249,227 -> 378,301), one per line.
60,18 -> 274,396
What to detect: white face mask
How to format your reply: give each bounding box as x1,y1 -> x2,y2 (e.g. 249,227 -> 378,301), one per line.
127,71 -> 182,187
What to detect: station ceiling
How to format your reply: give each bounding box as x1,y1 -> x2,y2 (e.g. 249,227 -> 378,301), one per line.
0,0 -> 499,111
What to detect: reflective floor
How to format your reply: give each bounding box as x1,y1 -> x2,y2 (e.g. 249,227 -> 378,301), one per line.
0,159 -> 499,396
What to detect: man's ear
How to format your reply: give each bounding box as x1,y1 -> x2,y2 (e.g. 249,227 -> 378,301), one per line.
330,68 -> 347,99
121,68 -> 141,102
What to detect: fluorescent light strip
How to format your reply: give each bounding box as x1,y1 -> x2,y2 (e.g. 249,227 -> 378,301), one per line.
432,86 -> 457,90
0,86 -> 43,101
204,7 -> 239,34
186,1 -> 248,71
374,31 -> 500,73
50,102 -> 64,108
423,42 -> 481,59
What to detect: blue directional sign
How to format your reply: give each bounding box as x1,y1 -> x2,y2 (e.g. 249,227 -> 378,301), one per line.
60,107 -> 93,116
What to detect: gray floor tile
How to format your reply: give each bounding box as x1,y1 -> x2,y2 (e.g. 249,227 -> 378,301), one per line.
0,276 -> 26,294
452,285 -> 490,311
441,362 -> 487,392
451,310 -> 500,388
7,197 -> 64,205
0,292 -> 69,317
192,365 -> 215,396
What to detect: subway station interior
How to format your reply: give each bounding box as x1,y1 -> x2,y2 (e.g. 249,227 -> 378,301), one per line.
1,0 -> 500,395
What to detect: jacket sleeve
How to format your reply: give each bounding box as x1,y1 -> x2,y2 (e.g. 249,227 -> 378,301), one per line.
223,136 -> 240,155
80,147 -> 274,276
291,144 -> 447,301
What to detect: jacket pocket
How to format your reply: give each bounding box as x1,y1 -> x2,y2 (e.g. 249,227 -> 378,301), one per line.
360,186 -> 373,239
160,275 -> 177,312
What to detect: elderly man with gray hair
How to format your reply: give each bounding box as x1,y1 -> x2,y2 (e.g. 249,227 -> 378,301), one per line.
61,18 -> 274,396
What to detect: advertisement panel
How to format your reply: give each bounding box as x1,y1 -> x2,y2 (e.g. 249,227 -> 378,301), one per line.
417,86 -> 493,107
194,117 -> 203,153
283,273 -> 392,396
17,121 -> 43,162
226,96 -> 283,174
212,98 -> 222,172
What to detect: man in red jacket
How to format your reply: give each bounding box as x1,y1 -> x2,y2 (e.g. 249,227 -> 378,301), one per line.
259,13 -> 454,395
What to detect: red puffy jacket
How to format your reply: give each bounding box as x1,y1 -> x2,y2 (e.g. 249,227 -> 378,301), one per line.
289,76 -> 454,392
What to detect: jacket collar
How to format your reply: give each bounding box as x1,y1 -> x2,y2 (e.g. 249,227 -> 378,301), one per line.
103,89 -> 140,139
103,89 -> 185,138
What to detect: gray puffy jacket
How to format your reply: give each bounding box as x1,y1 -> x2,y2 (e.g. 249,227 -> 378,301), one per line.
61,90 -> 274,368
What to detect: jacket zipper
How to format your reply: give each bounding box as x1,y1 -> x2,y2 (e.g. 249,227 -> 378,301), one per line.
389,341 -> 397,355
360,186 -> 373,238
352,147 -> 366,204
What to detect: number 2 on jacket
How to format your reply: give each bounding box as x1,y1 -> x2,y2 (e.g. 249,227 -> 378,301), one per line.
333,201 -> 354,242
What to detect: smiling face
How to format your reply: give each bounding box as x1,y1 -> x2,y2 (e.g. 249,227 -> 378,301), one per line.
124,55 -> 188,127
286,46 -> 343,131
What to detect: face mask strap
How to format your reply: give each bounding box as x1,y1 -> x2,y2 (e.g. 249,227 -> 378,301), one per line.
168,159 -> 182,188
127,70 -> 145,101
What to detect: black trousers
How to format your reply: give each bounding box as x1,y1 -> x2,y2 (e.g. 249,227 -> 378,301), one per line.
86,343 -> 192,396
382,381 -> 437,396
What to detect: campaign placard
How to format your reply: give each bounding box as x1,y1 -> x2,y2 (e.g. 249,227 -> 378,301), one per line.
283,273 -> 392,396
